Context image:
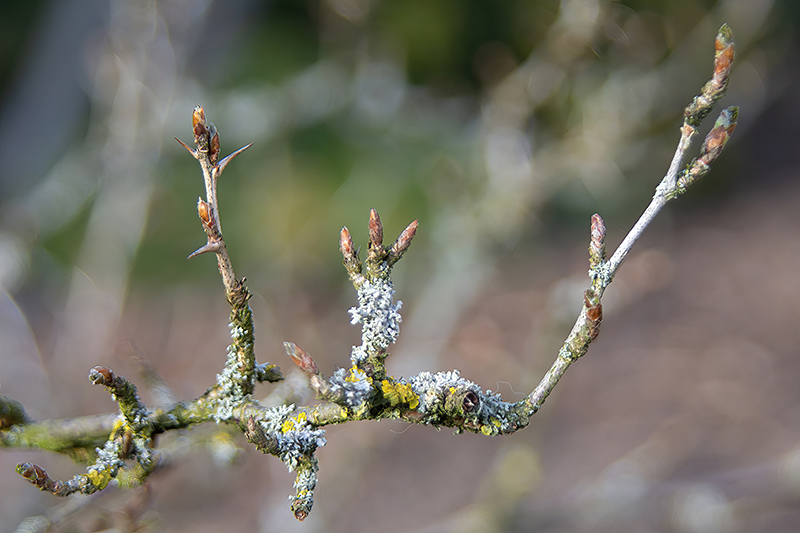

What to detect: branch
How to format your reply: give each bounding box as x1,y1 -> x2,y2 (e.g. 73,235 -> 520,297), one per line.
526,24 -> 737,412
2,25 -> 739,524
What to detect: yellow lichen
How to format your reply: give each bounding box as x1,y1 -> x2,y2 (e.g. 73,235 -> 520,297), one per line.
87,468 -> 112,490
282,412 -> 308,433
381,380 -> 420,409
344,366 -> 372,385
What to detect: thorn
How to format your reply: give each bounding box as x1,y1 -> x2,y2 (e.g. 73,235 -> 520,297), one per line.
188,241 -> 222,259
215,143 -> 253,178
175,137 -> 197,157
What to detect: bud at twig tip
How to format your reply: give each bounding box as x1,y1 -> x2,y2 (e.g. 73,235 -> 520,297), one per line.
340,226 -> 355,258
284,341 -> 318,376
390,219 -> 419,259
368,208 -> 383,249
589,213 -> 606,266
192,105 -> 206,128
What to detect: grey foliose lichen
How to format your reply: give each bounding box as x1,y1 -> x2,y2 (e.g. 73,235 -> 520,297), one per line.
348,278 -> 402,364
327,366 -> 375,409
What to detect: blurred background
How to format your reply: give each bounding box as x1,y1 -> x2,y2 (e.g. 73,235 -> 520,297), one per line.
1,0 -> 799,531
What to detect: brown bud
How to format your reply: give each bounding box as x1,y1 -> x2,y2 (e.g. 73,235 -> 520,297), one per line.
210,130 -> 220,164
586,301 -> 603,322
714,44 -> 734,76
192,105 -> 206,128
340,226 -> 355,259
89,366 -> 115,386
714,25 -> 735,77
197,198 -> 211,225
16,462 -> 48,488
284,342 -> 319,376
368,208 -> 383,249
589,213 -> 606,266
583,290 -> 602,340
390,219 -> 418,258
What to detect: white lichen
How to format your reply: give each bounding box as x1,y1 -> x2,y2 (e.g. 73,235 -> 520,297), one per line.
348,279 -> 402,364
328,367 -> 375,408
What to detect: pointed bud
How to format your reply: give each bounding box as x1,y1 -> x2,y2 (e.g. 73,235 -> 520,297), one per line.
584,290 -> 602,340
589,213 -> 606,268
368,209 -> 383,250
714,24 -> 735,77
192,105 -> 206,128
388,219 -> 419,265
210,129 -> 220,164
284,342 -> 319,376
340,226 -> 355,259
684,25 -> 735,127
197,198 -> 211,225
16,462 -> 48,488
699,106 -> 738,165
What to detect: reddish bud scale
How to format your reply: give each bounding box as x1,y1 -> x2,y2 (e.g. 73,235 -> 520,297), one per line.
368,209 -> 383,249
714,44 -> 734,76
89,366 -> 115,386
210,131 -> 220,164
284,342 -> 319,376
391,219 -> 419,256
192,105 -> 206,128
197,199 -> 211,224
584,291 -> 602,340
193,122 -> 208,140
589,213 -> 606,264
340,227 -> 355,258
17,462 -> 47,486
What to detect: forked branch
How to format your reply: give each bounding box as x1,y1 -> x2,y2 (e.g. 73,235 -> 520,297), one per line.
2,25 -> 738,523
